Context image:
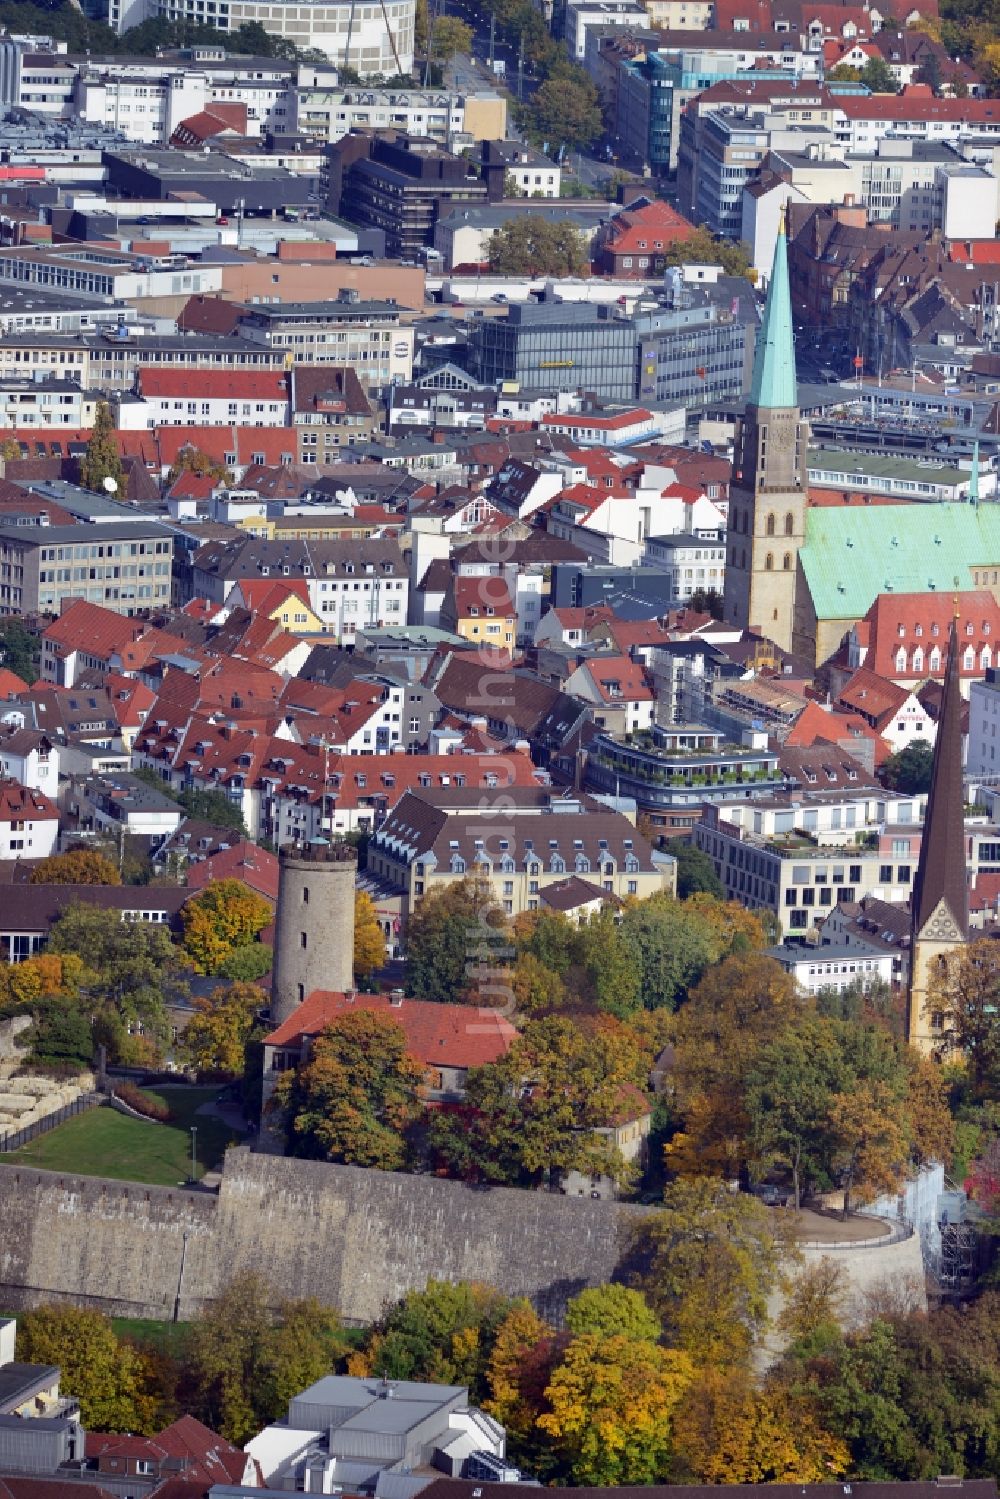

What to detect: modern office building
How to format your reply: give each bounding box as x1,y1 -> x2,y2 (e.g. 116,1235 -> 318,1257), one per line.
236,292 -> 414,390
467,289 -> 753,404
0,521 -> 174,616
328,135 -> 488,260
467,301 -> 640,402
109,0 -> 415,78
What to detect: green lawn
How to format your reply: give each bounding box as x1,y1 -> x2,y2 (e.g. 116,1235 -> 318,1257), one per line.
111,1315 -> 192,1355
0,1086 -> 240,1187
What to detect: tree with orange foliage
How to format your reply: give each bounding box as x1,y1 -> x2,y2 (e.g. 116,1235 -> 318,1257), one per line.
271,1009 -> 424,1168
32,849 -> 121,885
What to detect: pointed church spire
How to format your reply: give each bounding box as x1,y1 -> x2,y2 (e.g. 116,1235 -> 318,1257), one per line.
749,206 -> 797,411
911,618 -> 968,944
969,441 -> 980,507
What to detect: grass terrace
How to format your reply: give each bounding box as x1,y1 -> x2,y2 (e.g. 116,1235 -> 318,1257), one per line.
0,1086 -> 237,1187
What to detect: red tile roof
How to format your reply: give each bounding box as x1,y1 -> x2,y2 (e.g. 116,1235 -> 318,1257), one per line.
0,778 -> 57,822
578,654 -> 653,703
43,600 -> 146,659
186,840 -> 279,901
837,666 -> 910,727
105,672 -> 156,731
447,575 -> 516,619
860,588 -> 1000,680
835,85 -> 1000,120
542,408 -> 654,432
229,578 -> 311,613
600,198 -> 698,255
949,241 -> 1000,265
137,369 -> 288,401
264,988 -> 517,1067
0,667 -> 28,699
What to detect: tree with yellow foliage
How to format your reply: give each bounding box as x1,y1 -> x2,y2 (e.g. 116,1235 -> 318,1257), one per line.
354,892 -> 385,984
636,1177 -> 793,1369
181,879 -> 272,975
538,1333 -> 694,1485
484,1300 -> 556,1451
672,1366 -> 849,1483
181,982 -> 263,1076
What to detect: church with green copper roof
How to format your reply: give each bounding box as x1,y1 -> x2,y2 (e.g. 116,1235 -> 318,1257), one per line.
723,218 -> 999,668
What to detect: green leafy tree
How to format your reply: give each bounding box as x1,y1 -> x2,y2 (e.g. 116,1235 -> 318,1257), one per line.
185,1272 -> 344,1442
564,1284 -> 661,1342
218,942 -> 273,982
619,892 -> 720,1011
881,739 -> 934,795
431,1015 -> 645,1188
79,401 -> 123,496
20,1000 -> 94,1070
272,1009 -> 424,1167
405,875 -> 509,1004
521,70 -> 602,152
746,1014 -> 850,1207
673,841 -> 724,899
362,1280 -> 511,1394
176,787 -> 246,834
0,618 -> 36,683
512,908 -> 578,974
47,901 -> 186,1057
575,907 -> 643,1016
662,227 -> 755,281
486,217 -> 590,277
16,1306 -> 160,1433
861,55 -> 900,92
428,12 -> 473,60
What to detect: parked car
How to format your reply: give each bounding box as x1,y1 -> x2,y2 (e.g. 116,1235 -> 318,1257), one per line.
748,1183 -> 791,1207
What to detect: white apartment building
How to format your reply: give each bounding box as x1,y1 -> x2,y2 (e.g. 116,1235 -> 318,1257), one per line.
0,716 -> 59,801
966,667 -> 1000,778
0,246 -> 223,306
564,0 -> 648,61
0,377 -> 98,429
73,69 -> 293,142
293,84 -> 505,146
109,0 -> 415,77
695,790 -> 928,936
643,530 -> 726,603
766,937 -> 896,995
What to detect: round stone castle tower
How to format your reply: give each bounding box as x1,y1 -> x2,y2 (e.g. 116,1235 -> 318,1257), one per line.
271,839 -> 358,1027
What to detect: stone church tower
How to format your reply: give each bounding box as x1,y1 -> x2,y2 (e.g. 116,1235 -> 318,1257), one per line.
907,617 -> 968,1052
723,214 -> 809,654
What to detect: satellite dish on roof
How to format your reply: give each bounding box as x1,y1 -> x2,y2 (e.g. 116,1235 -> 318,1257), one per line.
103,477 -> 118,493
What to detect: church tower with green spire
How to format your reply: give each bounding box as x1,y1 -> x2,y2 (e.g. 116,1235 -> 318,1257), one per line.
723,214 -> 809,654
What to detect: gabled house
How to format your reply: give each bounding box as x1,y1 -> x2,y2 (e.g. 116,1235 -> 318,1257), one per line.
837,667 -> 936,755
563,654 -> 655,736
262,988 -> 517,1116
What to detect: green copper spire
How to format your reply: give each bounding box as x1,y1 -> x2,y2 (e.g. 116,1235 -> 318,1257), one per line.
749,211 -> 797,411
969,440 -> 980,507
